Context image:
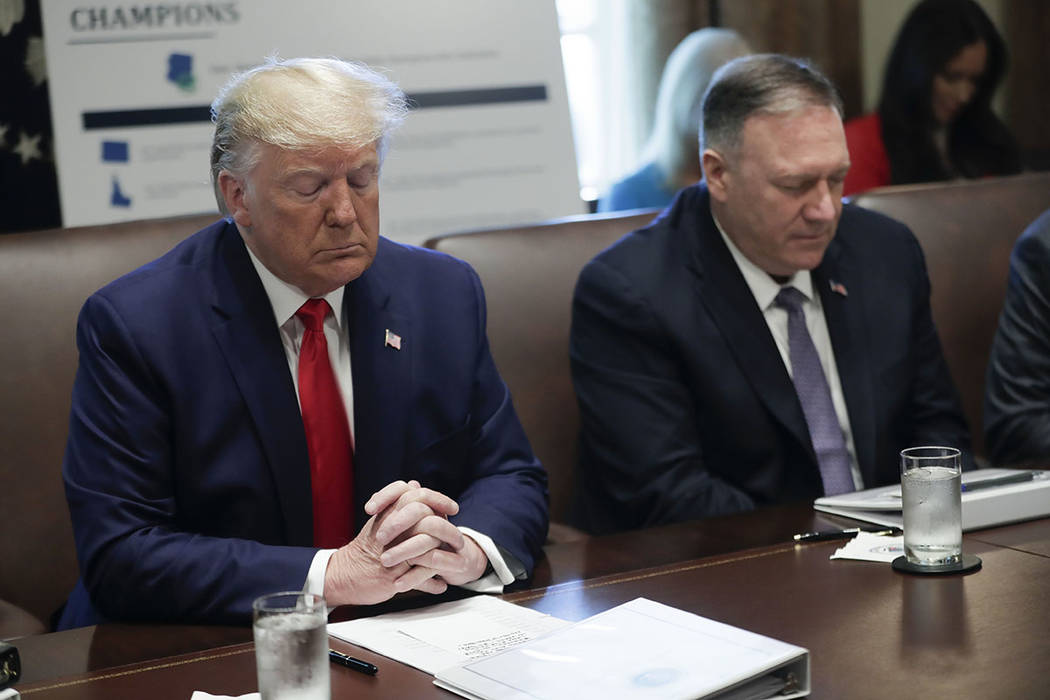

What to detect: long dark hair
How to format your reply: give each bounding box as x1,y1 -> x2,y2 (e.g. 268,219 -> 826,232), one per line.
878,0 -> 1021,185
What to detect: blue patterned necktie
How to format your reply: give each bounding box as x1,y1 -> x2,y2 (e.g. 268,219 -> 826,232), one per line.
774,286 -> 854,496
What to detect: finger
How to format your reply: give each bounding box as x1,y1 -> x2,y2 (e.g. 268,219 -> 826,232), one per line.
382,509 -> 466,551
413,576 -> 448,595
364,480 -> 415,515
413,515 -> 465,550
374,500 -> 436,545
323,539 -> 411,607
381,533 -> 442,567
407,549 -> 480,589
407,547 -> 458,572
394,565 -> 440,593
391,486 -> 460,518
408,535 -> 487,586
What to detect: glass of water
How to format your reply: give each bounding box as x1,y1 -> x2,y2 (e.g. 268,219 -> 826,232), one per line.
900,446 -> 963,566
252,592 -> 330,700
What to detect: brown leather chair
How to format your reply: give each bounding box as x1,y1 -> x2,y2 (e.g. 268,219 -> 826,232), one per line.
850,172 -> 1050,459
0,212 -> 218,637
424,209 -> 659,540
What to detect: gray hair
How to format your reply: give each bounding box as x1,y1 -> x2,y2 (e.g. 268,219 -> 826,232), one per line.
642,28 -> 751,187
209,56 -> 409,214
700,54 -> 843,156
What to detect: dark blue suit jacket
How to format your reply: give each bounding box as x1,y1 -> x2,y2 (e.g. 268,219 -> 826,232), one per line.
985,208 -> 1050,465
60,219 -> 548,627
570,184 -> 971,534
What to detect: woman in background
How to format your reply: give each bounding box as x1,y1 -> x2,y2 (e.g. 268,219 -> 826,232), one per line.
843,0 -> 1021,196
599,28 -> 750,212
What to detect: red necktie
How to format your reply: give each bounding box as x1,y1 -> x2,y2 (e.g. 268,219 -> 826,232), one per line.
295,299 -> 353,548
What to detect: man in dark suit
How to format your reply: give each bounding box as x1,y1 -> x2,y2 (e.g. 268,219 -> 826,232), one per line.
59,57 -> 548,628
985,208 -> 1050,465
571,54 -> 970,534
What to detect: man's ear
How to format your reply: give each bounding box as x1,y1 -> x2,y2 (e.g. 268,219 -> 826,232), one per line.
218,171 -> 252,228
701,148 -> 731,203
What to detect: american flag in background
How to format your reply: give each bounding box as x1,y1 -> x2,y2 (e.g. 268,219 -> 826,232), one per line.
1,0 -> 61,233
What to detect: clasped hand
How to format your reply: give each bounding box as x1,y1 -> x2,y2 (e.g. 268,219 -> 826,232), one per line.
323,480 -> 489,606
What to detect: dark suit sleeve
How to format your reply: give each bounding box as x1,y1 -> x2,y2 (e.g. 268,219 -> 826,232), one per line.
570,257 -> 754,534
985,219 -> 1050,465
63,292 -> 315,625
446,264 -> 549,575
897,231 -> 975,468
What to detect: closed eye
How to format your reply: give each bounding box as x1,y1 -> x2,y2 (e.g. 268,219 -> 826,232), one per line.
349,167 -> 377,190
286,174 -> 324,197
779,180 -> 812,193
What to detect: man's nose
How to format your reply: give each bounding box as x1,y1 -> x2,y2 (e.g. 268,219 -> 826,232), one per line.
325,180 -> 357,227
803,181 -> 837,222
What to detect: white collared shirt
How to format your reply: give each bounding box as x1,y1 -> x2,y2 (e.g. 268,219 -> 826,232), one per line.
713,220 -> 864,490
244,245 -> 516,595
247,247 -> 356,437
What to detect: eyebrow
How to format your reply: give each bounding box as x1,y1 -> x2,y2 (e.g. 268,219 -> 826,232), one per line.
280,167 -> 325,182
279,159 -> 378,181
774,164 -> 851,181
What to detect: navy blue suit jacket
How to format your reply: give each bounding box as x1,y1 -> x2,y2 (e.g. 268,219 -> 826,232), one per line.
985,208 -> 1050,465
60,220 -> 548,627
570,185 -> 971,534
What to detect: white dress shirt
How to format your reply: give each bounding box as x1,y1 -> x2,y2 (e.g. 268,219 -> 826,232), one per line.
713,221 -> 865,490
244,247 -> 516,597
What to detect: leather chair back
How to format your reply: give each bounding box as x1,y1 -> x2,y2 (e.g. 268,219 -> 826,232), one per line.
424,210 -> 658,529
0,212 -> 218,635
850,172 -> 1050,458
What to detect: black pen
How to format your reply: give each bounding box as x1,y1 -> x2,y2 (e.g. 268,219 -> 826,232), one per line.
961,471 -> 1041,492
329,649 -> 379,675
793,527 -> 900,543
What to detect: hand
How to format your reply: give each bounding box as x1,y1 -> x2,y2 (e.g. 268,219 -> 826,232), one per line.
323,480 -> 461,605
322,506 -> 446,606
371,480 -> 486,590
405,532 -> 490,587
366,479 -> 460,547
378,508 -> 490,587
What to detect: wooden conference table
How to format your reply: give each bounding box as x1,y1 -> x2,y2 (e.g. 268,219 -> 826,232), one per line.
11,503 -> 1050,699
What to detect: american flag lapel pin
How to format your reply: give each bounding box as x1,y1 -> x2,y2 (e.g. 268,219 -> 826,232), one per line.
384,329 -> 402,350
829,280 -> 848,297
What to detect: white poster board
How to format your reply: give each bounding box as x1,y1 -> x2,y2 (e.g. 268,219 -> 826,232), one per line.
42,1 -> 582,245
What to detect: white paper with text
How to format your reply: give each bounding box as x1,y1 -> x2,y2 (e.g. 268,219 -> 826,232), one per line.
327,595 -> 569,675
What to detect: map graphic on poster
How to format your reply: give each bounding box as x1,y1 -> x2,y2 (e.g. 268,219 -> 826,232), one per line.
41,1 -> 582,245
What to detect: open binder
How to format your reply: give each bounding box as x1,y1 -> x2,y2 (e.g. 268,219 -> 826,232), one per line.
434,597 -> 810,700
814,468 -> 1050,531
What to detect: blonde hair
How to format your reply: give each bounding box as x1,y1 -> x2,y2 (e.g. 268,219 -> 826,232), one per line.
209,56 -> 409,213
642,28 -> 751,188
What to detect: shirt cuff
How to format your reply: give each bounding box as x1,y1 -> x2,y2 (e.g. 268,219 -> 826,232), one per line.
456,526 -> 525,593
305,548 -> 337,597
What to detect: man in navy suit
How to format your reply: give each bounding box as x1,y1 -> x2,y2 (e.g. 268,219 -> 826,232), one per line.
59,57 -> 548,627
570,55 -> 970,534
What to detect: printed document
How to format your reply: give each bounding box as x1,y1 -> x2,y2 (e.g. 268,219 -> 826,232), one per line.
435,597 -> 810,699
327,595 -> 569,675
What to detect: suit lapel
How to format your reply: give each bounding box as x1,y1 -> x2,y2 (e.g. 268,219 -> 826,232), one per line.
205,223 -> 314,546
687,199 -> 816,461
347,243 -> 412,523
814,240 -> 877,481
